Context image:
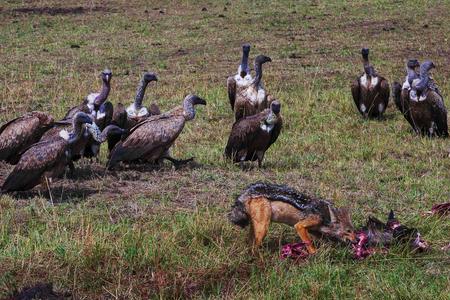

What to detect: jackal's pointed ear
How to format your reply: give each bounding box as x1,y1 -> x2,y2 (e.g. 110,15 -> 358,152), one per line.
388,210 -> 395,221
329,205 -> 337,223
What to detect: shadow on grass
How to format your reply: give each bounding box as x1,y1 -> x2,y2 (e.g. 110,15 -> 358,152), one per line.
106,159 -> 202,174
6,185 -> 97,203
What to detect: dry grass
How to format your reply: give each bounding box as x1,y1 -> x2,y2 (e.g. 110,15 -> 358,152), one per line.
1,0 -> 450,298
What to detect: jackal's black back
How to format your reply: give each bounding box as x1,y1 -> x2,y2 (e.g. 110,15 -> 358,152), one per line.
237,182 -> 331,215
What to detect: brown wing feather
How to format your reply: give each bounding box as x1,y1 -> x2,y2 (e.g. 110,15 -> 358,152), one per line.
108,115 -> 185,167
225,111 -> 268,159
392,82 -> 403,113
428,91 -> 448,137
379,77 -> 390,109
112,103 -> 127,128
0,112 -> 54,164
351,78 -> 361,114
63,101 -> 90,121
40,123 -> 71,141
149,103 -> 161,116
1,138 -> 67,192
227,76 -> 237,110
393,82 -> 415,130
269,116 -> 283,146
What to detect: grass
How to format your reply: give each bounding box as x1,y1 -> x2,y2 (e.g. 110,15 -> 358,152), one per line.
1,0 -> 450,298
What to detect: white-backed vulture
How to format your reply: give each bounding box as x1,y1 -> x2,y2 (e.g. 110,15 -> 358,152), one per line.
393,59 -> 420,130
225,101 -> 282,169
83,101 -> 114,158
351,48 -> 390,119
233,55 -> 274,121
124,72 -> 160,124
407,61 -> 447,137
227,43 -> 253,110
63,69 -> 112,120
1,112 -> 95,193
107,94 -> 206,169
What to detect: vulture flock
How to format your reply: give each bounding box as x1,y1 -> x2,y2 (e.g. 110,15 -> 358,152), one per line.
0,44 -> 447,194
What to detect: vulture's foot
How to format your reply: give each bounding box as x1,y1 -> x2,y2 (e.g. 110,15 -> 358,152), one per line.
163,156 -> 194,169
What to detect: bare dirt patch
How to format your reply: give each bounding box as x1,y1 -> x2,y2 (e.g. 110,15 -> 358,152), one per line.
8,6 -> 114,16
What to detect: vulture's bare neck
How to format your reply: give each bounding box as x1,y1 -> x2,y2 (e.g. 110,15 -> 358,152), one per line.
134,79 -> 150,109
183,100 -> 196,121
96,80 -> 111,107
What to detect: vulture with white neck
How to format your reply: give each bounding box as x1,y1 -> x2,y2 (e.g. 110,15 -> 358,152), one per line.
42,70 -> 114,159
233,55 -> 274,121
351,48 -> 390,118
107,72 -> 160,151
227,43 -> 253,110
63,69 -> 112,120
83,101 -> 114,158
0,111 -> 54,165
1,112 -> 96,193
125,72 -> 160,124
392,59 -> 420,129
225,101 -> 282,169
107,94 -> 206,169
405,61 -> 447,137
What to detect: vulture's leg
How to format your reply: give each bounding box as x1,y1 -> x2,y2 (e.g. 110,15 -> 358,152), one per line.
238,150 -> 247,170
240,157 -> 249,170
44,176 -> 54,205
256,151 -> 265,168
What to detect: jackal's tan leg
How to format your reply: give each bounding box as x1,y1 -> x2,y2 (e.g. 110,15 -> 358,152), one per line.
294,215 -> 322,254
246,197 -> 271,252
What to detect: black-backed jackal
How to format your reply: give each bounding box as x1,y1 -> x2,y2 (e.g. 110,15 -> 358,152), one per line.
229,182 -> 357,254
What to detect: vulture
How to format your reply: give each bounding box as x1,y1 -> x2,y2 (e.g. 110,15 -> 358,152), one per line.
233,55 -> 274,121
108,103 -> 129,153
63,68 -> 112,121
39,120 -> 90,163
1,112 -> 96,193
227,43 -> 253,110
0,111 -> 54,165
107,72 -> 160,152
225,100 -> 282,169
392,59 -> 420,129
124,72 -> 160,126
351,48 -> 390,118
42,70 -> 114,159
83,101 -> 114,158
398,60 -> 447,137
107,94 -> 206,169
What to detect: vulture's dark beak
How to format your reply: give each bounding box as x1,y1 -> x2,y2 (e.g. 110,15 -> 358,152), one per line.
361,48 -> 369,59
271,101 -> 281,114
